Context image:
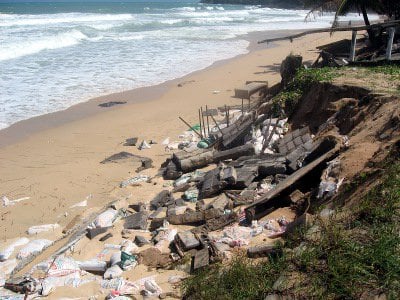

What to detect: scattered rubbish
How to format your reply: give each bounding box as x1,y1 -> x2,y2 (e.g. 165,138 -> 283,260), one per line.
138,140 -> 151,150
2,196 -> 30,207
98,101 -> 126,108
70,198 -> 89,208
27,224 -> 60,235
162,137 -> 170,145
120,175 -> 149,188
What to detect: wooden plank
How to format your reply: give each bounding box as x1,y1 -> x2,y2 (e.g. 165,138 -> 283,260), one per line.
258,21 -> 400,44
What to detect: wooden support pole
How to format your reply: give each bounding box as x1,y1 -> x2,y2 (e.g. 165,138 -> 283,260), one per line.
349,30 -> 357,62
200,106 -> 206,138
241,98 -> 244,114
386,27 -> 396,61
198,109 -> 203,139
210,113 -> 223,135
205,105 -> 210,136
179,116 -> 202,139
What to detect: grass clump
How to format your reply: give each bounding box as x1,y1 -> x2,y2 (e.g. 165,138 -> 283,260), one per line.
182,254 -> 285,300
272,67 -> 338,116
183,151 -> 400,299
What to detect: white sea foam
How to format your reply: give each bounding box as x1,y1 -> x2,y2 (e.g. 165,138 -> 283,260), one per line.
0,29 -> 87,61
0,3 -> 380,130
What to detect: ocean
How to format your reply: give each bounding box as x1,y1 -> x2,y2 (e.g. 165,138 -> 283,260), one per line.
0,1 -> 368,130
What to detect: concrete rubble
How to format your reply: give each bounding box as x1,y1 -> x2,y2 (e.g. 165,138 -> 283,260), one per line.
1,54 -> 353,299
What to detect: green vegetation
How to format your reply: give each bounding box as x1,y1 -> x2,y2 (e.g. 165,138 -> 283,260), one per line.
272,67 -> 338,116
183,147 -> 400,299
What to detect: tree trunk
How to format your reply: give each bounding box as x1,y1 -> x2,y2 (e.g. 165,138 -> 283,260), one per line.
360,5 -> 376,46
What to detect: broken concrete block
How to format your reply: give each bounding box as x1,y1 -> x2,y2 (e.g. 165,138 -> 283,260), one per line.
86,227 -> 109,240
221,166 -> 237,185
150,190 -> 172,210
167,205 -> 187,216
124,137 -> 138,146
192,248 -> 209,272
208,194 -> 230,211
124,211 -> 148,230
149,218 -> 165,232
176,231 -> 200,251
129,202 -> 146,212
135,235 -> 149,247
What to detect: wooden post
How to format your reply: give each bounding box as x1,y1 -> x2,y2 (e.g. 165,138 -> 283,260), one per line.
200,106 -> 206,138
210,114 -> 223,135
241,98 -> 244,114
198,109 -> 203,139
386,27 -> 395,61
179,117 -> 202,139
349,30 -> 357,62
205,105 -> 210,136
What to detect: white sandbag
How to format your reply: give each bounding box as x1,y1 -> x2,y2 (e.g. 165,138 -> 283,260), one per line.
78,259 -> 107,272
0,237 -> 29,261
142,279 -> 162,296
2,195 -> 30,207
94,209 -> 117,228
17,239 -> 52,260
0,258 -> 18,276
70,199 -> 88,208
46,256 -> 81,277
104,265 -> 123,279
110,251 -> 121,266
161,137 -> 170,145
27,224 -> 60,235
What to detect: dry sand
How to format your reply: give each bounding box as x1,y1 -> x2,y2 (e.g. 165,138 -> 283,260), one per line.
0,30 -> 350,298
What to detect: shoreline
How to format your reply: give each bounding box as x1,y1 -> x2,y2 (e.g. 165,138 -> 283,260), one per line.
0,29 -> 302,148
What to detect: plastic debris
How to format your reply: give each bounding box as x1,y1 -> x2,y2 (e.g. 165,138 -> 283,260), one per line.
138,140 -> 151,150
120,174 -> 149,188
27,224 -> 60,235
70,196 -> 90,208
2,196 -> 30,207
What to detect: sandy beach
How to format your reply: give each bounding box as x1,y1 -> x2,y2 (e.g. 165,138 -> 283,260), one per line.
0,29 -> 350,297
0,29 -> 351,240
